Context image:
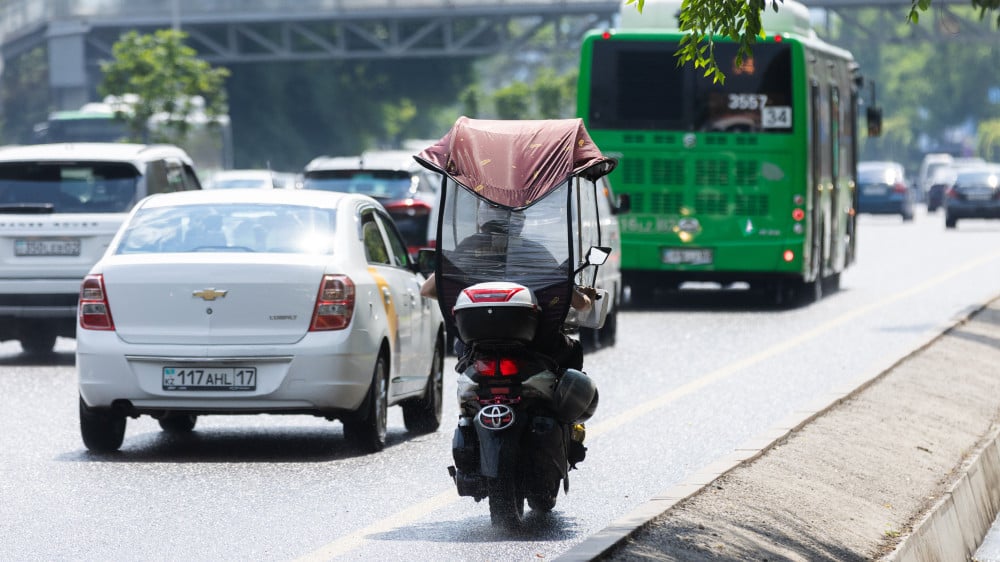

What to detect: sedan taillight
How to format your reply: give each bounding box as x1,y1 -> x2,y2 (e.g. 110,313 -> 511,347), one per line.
79,274 -> 115,331
310,274 -> 355,331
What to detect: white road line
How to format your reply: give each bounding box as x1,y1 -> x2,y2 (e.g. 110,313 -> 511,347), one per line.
296,248 -> 1000,560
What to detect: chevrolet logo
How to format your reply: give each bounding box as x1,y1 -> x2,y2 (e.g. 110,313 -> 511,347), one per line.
193,288 -> 228,301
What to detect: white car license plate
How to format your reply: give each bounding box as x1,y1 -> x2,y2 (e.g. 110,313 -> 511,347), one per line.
15,237 -> 81,257
862,186 -> 887,196
662,248 -> 713,265
162,367 -> 257,391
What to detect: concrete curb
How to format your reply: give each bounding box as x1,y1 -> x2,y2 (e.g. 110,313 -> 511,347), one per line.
555,295 -> 1000,562
888,426 -> 1000,562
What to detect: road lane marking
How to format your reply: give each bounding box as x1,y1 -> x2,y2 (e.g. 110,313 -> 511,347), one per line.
588,247 -> 1000,439
297,248 -> 1000,559
294,490 -> 457,561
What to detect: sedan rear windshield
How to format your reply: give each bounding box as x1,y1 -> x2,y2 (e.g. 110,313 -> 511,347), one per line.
302,169 -> 413,200
116,203 -> 337,254
954,169 -> 1000,189
0,162 -> 140,213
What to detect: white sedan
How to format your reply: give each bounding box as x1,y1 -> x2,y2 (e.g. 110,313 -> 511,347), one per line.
77,188 -> 445,453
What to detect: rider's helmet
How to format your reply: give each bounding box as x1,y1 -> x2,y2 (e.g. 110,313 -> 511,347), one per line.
553,368 -> 598,423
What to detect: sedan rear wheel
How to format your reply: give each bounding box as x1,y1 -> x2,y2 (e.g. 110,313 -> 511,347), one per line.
344,355 -> 388,452
403,334 -> 444,434
79,397 -> 126,452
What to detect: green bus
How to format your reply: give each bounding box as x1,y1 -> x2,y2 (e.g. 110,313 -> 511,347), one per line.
577,1 -> 879,305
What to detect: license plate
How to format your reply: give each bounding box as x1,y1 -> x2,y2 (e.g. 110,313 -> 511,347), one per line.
662,248 -> 713,265
162,367 -> 257,391
966,192 -> 994,201
862,186 -> 887,196
15,237 -> 81,257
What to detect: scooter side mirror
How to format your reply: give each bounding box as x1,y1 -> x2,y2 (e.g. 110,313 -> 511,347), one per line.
416,248 -> 437,276
586,246 -> 611,267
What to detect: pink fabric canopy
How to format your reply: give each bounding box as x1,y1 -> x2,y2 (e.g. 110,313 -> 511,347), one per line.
415,117 -> 617,209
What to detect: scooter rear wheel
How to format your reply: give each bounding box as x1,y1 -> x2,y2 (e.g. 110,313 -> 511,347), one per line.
488,477 -> 525,530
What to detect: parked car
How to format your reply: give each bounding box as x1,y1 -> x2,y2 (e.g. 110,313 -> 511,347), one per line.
204,169 -> 296,190
0,142 -> 202,354
857,160 -> 914,221
943,163 -> 1000,229
76,188 -> 445,452
302,150 -> 439,255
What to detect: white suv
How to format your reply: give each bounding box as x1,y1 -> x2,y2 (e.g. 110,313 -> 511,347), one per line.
0,143 -> 202,354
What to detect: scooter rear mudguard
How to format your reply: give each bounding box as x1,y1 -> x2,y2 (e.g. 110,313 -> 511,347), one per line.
473,407 -> 527,479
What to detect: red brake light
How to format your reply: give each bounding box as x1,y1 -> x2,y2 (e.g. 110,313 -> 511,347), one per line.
462,287 -> 525,303
384,199 -> 431,216
892,182 -> 908,194
601,31 -> 612,40
79,274 -> 115,331
310,274 -> 355,331
474,357 -> 519,377
783,250 -> 795,262
792,208 -> 805,221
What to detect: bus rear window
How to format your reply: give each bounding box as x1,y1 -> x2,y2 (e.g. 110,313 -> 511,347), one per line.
588,40 -> 792,133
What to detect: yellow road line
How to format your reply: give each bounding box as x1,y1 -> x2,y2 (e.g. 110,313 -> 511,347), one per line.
298,248 -> 1000,559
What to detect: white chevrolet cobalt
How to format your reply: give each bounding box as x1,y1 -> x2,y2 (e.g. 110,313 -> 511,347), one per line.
76,188 -> 445,453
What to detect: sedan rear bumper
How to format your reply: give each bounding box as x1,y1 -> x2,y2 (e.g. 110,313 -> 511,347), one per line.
77,330 -> 377,415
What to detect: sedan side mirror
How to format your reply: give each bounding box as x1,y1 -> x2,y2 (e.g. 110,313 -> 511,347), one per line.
416,248 -> 436,276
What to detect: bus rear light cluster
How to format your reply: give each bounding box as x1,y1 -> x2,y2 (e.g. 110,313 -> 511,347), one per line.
783,250 -> 795,262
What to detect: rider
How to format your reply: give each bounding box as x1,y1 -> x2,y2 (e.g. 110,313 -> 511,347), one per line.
419,200 -> 598,371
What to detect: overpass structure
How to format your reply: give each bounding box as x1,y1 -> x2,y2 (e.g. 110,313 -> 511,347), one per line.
0,0 -> 994,110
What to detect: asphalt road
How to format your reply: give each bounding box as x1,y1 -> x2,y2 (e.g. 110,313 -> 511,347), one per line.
2,208 -> 1000,561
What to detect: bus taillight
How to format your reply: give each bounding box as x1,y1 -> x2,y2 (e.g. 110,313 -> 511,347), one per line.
783,250 -> 795,262
602,31 -> 612,40
792,208 -> 805,221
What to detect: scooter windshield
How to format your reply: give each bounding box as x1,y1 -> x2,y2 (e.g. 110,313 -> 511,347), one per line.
437,181 -> 570,292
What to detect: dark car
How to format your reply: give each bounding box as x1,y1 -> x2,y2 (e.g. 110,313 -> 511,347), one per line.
857,161 -> 914,221
925,167 -> 956,213
302,151 -> 439,255
944,163 -> 1000,229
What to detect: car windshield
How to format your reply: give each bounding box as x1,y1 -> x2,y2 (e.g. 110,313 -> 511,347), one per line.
302,169 -> 413,200
0,162 -> 140,213
116,203 -> 338,254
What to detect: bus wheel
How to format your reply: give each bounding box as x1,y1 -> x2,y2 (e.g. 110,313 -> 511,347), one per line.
798,278 -> 823,304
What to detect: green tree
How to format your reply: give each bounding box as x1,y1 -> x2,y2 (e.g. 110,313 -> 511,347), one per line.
494,81 -> 532,119
627,0 -> 999,83
979,119 -> 1000,160
534,68 -> 576,119
460,84 -> 482,118
0,46 -> 50,144
99,29 -> 229,145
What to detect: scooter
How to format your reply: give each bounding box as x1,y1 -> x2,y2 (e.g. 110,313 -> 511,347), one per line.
414,117 -> 617,529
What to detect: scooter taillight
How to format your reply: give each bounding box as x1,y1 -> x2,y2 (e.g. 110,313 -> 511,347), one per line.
474,357 -> 519,376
